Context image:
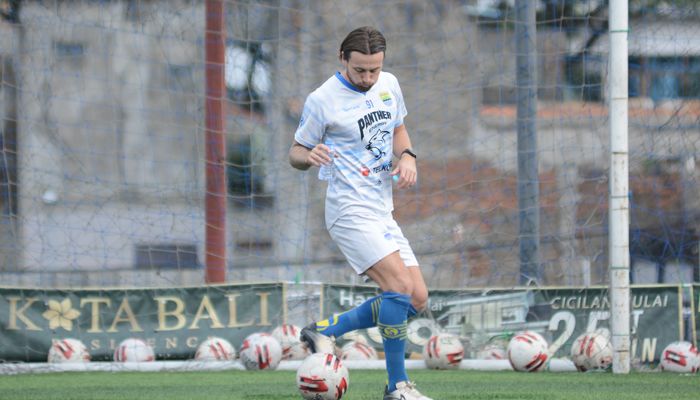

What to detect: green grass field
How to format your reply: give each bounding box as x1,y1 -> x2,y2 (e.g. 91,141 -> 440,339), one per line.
0,369 -> 698,399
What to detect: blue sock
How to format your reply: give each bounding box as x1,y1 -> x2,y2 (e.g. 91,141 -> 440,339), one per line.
407,304 -> 418,319
316,295 -> 382,338
378,291 -> 410,392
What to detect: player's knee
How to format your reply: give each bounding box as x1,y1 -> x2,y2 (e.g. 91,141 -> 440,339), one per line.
411,287 -> 428,312
411,296 -> 428,312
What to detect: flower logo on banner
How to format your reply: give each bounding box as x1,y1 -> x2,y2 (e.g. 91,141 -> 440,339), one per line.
42,298 -> 81,331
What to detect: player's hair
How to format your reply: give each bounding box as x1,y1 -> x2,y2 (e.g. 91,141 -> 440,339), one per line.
339,26 -> 386,61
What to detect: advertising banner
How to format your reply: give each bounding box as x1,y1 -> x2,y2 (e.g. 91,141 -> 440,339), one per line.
322,284 -> 683,362
0,283 -> 285,361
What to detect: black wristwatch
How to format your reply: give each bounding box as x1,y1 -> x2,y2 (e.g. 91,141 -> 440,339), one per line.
401,148 -> 417,159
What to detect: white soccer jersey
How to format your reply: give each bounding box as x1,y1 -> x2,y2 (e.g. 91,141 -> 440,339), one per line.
294,71 -> 408,228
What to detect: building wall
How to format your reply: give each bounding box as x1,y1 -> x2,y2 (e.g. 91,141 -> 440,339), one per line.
14,1 -> 207,272
0,1 -> 697,287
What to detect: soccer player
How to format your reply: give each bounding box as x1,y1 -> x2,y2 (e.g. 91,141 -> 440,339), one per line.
288,26 -> 432,400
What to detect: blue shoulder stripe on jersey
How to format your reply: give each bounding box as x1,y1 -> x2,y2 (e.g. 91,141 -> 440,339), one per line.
335,71 -> 364,93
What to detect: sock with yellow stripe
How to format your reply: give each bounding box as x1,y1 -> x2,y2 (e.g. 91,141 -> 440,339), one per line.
378,291 -> 410,392
315,295 -> 382,338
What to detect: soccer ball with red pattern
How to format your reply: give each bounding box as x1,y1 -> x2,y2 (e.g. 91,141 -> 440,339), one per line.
570,332 -> 612,372
47,338 -> 90,363
422,333 -> 464,370
194,337 -> 236,361
114,338 -> 155,362
660,341 -> 700,373
239,332 -> 282,370
507,331 -> 548,372
340,341 -> 378,361
476,342 -> 507,360
296,353 -> 350,400
271,324 -> 308,360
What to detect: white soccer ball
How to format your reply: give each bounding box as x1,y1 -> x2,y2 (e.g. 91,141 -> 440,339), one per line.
476,343 -> 507,360
660,341 -> 700,373
507,331 -> 549,372
271,324 -> 308,360
422,333 -> 464,370
194,337 -> 236,361
47,338 -> 90,363
340,341 -> 378,361
570,332 -> 613,372
114,338 -> 155,362
341,332 -> 370,346
296,353 -> 350,400
239,332 -> 283,370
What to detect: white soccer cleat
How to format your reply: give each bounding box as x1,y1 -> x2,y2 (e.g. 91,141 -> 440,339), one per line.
383,381 -> 433,400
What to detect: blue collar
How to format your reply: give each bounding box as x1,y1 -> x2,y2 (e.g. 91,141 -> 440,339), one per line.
335,71 -> 366,93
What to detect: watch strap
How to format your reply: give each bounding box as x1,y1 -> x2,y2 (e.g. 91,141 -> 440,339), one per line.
401,148 -> 417,159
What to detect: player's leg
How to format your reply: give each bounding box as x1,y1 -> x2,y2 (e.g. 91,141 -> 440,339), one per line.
310,295 -> 382,338
390,216 -> 428,318
300,268 -> 421,353
376,220 -> 432,400
303,265 -> 427,343
299,212 -> 431,399
300,213 -> 400,353
299,294 -> 382,353
407,265 -> 428,316
363,251 -> 413,395
366,254 -> 432,400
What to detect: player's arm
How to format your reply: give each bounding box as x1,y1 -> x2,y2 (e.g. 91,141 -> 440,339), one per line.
391,124 -> 417,189
289,140 -> 333,171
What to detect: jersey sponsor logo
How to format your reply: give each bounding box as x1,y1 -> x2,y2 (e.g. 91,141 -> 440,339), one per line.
359,161 -> 392,177
372,161 -> 392,174
365,130 -> 391,159
357,110 -> 392,140
379,91 -> 392,106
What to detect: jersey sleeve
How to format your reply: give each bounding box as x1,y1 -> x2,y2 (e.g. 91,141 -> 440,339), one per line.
294,93 -> 326,149
390,74 -> 408,127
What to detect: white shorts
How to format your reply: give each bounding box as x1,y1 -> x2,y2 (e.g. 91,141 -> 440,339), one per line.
328,212 -> 418,275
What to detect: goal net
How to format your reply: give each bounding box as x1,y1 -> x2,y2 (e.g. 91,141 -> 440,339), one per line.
0,0 -> 698,372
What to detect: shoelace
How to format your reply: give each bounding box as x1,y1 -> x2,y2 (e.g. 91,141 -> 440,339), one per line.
404,382 -> 428,398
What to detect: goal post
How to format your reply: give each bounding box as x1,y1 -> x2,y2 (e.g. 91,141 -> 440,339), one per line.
204,0 -> 228,284
608,0 -> 631,374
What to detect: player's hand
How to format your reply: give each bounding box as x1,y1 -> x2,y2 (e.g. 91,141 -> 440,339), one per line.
391,156 -> 417,189
306,144 -> 335,167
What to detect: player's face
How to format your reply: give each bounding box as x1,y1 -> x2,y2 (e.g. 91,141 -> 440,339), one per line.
341,51 -> 384,92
